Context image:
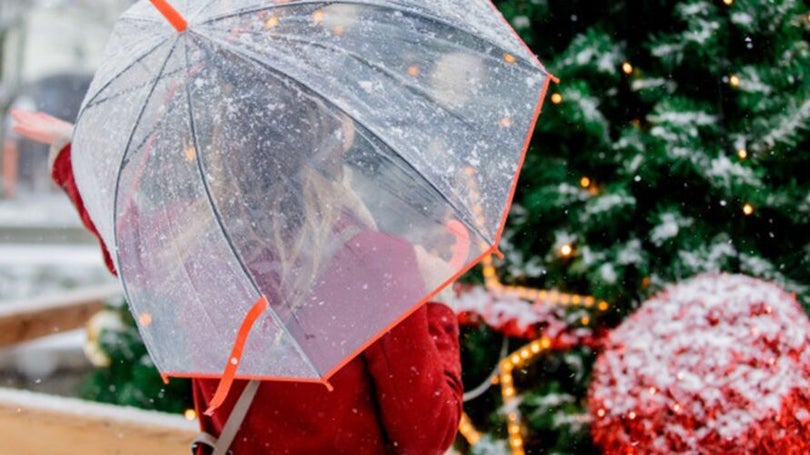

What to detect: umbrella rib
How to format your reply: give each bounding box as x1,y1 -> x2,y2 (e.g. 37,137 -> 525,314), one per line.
199,31 -> 492,245
84,65 -> 190,112
109,38 -> 181,370
76,37 -> 170,125
182,40 -> 321,379
228,30 -> 473,129
189,0 -> 220,19
199,0 -> 537,68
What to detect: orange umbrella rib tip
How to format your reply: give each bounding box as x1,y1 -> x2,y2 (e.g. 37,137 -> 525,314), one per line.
149,0 -> 187,32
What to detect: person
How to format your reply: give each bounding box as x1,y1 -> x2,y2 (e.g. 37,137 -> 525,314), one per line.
11,74 -> 463,454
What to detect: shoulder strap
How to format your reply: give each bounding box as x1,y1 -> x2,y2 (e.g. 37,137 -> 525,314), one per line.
191,380 -> 261,455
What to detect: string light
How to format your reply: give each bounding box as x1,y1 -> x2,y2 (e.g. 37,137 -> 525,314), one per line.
138,313 -> 153,327
504,53 -> 517,64
550,93 -> 563,104
559,243 -> 574,258
456,168 -> 614,452
621,61 -> 634,75
728,74 -> 740,87
743,203 -> 754,216
737,148 -> 748,160
264,15 -> 279,29
407,65 -> 420,77
458,413 -> 482,446
184,409 -> 197,420
184,146 -> 196,162
580,176 -> 591,188
722,0 -> 733,5
500,337 -> 553,455
499,116 -> 514,128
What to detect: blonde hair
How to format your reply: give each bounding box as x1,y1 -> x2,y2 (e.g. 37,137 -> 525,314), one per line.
204,83 -> 373,313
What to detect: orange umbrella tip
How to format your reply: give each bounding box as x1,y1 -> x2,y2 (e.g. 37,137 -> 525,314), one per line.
149,0 -> 187,32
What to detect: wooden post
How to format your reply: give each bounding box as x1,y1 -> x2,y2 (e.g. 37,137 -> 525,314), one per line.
0,284 -> 121,348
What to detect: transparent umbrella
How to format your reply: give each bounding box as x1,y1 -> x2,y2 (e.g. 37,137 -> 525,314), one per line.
71,0 -> 552,410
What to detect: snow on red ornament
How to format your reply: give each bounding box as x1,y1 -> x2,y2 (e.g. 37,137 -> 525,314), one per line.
588,273 -> 810,454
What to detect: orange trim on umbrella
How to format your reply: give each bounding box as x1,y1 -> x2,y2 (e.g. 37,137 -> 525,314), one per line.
164,248 -> 502,390
493,76 -> 552,248
320,244 -> 498,381
204,295 -> 269,416
149,0 -> 188,32
446,219 -> 471,270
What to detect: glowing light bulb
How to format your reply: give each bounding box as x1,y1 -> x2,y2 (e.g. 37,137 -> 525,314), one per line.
264,15 -> 279,29
722,0 -> 733,5
550,93 -> 563,104
729,74 -> 740,87
737,148 -> 748,159
559,243 -> 573,257
499,116 -> 514,128
184,409 -> 197,420
138,313 -> 153,326
503,53 -> 516,64
743,203 -> 754,215
580,176 -> 591,188
621,61 -> 633,74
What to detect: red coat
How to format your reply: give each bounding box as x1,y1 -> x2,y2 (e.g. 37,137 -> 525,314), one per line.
51,144 -> 463,454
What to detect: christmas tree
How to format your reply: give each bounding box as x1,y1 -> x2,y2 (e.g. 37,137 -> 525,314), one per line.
458,0 -> 809,453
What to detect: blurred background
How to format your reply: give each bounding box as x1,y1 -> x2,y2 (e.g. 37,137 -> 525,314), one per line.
0,0 -> 128,397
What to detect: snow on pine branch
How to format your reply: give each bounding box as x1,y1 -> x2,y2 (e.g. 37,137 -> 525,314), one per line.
705,154 -> 762,190
650,212 -> 695,247
752,97 -> 810,154
555,30 -> 624,77
578,191 -> 636,224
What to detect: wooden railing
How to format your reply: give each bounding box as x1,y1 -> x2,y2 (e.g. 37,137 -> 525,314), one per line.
0,286 -> 197,453
0,284 -> 120,348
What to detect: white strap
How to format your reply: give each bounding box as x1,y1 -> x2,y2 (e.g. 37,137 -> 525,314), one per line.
191,380 -> 261,455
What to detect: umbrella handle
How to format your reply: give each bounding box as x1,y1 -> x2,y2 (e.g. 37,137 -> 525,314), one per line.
445,219 -> 470,271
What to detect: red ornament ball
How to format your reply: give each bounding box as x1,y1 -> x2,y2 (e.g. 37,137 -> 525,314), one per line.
588,273 -> 810,454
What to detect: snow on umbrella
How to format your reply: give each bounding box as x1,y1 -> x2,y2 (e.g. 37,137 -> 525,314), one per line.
71,0 -> 552,411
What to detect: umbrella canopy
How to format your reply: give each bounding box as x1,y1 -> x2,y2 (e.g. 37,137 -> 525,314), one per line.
71,0 -> 551,404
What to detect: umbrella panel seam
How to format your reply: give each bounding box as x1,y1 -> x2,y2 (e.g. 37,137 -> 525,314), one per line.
76,37 -> 171,129
196,0 -> 535,66
184,38 -> 322,379
110,37 -> 183,373
192,30 -> 493,246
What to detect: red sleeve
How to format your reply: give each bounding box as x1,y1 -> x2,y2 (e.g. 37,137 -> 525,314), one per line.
50,143 -> 117,275
364,301 -> 463,454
